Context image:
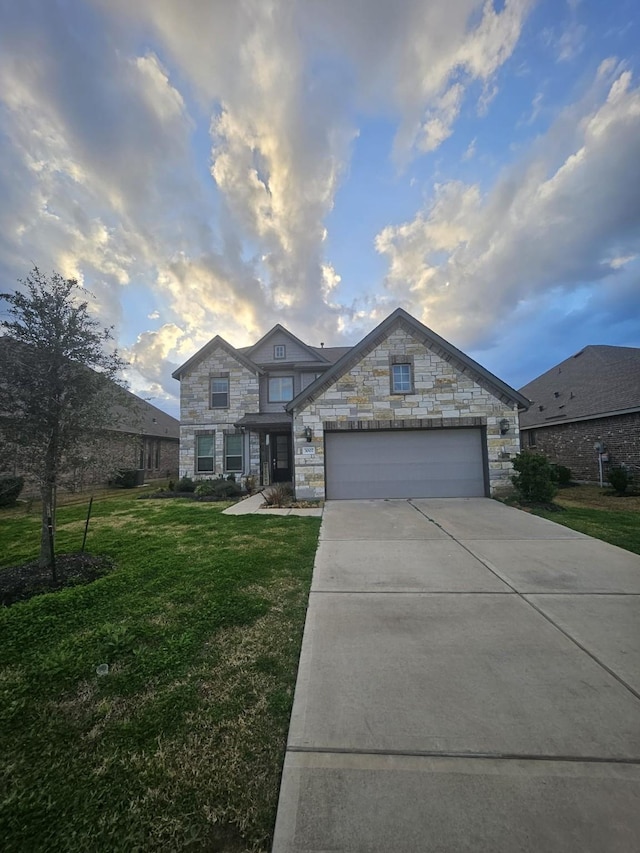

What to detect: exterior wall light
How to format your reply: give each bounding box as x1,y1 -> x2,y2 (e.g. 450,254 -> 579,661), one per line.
303,426 -> 313,442
499,418 -> 510,435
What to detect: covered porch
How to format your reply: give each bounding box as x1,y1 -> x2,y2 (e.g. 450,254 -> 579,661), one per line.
235,412 -> 293,487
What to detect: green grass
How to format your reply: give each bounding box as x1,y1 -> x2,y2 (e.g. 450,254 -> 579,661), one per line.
534,504 -> 640,555
0,494 -> 321,852
532,484 -> 640,555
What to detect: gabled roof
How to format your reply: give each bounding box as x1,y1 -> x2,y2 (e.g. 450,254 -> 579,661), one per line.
111,387 -> 180,439
519,345 -> 640,429
171,335 -> 261,380
244,324 -> 330,363
286,308 -> 530,412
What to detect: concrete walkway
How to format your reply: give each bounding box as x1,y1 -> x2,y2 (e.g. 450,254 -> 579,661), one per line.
273,498 -> 640,852
222,492 -> 323,517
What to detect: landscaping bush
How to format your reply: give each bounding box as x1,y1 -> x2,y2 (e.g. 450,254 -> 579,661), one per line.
244,474 -> 258,495
0,475 -> 24,507
264,482 -> 294,507
550,464 -> 572,487
511,451 -> 557,504
211,479 -> 242,498
194,480 -> 218,497
176,476 -> 196,493
113,469 -> 138,489
194,479 -> 242,499
608,465 -> 632,496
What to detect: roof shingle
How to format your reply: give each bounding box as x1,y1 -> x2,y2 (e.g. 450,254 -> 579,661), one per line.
519,345 -> 640,429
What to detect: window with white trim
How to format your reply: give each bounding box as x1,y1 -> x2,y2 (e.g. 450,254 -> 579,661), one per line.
210,376 -> 229,408
268,376 -> 294,402
224,433 -> 243,472
274,344 -> 286,360
196,433 -> 215,473
391,363 -> 412,393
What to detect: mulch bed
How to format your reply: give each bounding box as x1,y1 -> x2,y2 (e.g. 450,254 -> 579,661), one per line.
0,553 -> 114,607
137,491 -> 240,501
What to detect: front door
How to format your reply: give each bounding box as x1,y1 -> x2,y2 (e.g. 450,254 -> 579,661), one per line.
270,432 -> 292,483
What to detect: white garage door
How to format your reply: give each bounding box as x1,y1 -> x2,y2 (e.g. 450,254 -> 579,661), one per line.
325,429 -> 486,500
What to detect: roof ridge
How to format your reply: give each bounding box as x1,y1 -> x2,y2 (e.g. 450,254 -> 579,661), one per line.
287,307 -> 528,412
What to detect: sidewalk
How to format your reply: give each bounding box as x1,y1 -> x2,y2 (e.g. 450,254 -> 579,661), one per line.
222,492 -> 323,517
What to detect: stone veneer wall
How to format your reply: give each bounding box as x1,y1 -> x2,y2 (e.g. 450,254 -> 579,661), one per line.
521,412 -> 640,482
292,327 -> 520,499
178,346 -> 260,480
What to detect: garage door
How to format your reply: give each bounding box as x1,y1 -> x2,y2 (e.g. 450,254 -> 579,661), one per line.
325,429 -> 486,500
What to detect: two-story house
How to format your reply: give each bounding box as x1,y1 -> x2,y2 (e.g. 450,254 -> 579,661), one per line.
172,308 -> 529,500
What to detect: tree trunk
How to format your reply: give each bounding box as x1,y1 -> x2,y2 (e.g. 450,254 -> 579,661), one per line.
39,482 -> 56,582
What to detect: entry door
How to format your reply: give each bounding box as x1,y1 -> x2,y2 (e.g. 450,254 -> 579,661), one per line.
271,433 -> 292,483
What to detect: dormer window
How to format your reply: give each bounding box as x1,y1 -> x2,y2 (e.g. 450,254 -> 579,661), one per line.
274,344 -> 286,360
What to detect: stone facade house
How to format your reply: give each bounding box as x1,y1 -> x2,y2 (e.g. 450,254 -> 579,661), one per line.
173,308 -> 528,500
519,345 -> 640,482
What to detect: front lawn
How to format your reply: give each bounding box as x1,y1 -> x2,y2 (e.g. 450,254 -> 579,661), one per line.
0,494 -> 320,851
534,485 -> 640,555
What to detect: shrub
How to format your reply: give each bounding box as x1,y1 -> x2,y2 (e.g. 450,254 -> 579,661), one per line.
244,474 -> 258,495
550,464 -> 572,487
168,479 -> 175,492
608,465 -> 632,496
194,480 -> 217,496
212,480 -> 242,498
177,476 -> 196,493
194,479 -> 242,499
113,469 -> 137,489
264,482 -> 294,507
511,452 -> 557,504
0,475 -> 24,507
226,473 -> 236,482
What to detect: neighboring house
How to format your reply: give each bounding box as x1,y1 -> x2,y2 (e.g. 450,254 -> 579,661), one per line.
172,308 -> 528,500
519,345 -> 640,482
108,387 -> 180,483
0,336 -> 179,490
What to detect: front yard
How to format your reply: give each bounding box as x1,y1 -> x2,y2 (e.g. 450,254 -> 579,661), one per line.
534,484 -> 640,555
0,494 -> 320,851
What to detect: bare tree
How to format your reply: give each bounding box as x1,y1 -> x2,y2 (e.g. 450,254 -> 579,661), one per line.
0,268 -> 127,573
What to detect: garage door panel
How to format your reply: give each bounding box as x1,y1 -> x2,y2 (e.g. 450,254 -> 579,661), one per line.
325,429 -> 486,500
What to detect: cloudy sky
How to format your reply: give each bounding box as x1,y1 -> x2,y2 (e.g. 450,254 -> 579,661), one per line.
1,0 -> 639,417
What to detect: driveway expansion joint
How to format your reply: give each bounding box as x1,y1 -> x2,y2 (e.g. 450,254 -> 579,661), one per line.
287,746 -> 640,765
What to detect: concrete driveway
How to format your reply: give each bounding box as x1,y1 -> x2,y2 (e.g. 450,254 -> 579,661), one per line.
272,498 -> 640,852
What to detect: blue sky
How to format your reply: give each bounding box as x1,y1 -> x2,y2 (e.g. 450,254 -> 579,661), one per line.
1,0 -> 638,417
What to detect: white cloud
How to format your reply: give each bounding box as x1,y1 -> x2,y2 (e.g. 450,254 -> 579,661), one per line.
376,66 -> 640,345
7,0 -> 623,410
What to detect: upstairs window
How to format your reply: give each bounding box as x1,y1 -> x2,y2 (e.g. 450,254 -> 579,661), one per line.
274,344 -> 286,360
210,376 -> 229,408
224,433 -> 243,472
391,363 -> 412,394
268,376 -> 294,402
196,433 -> 215,473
